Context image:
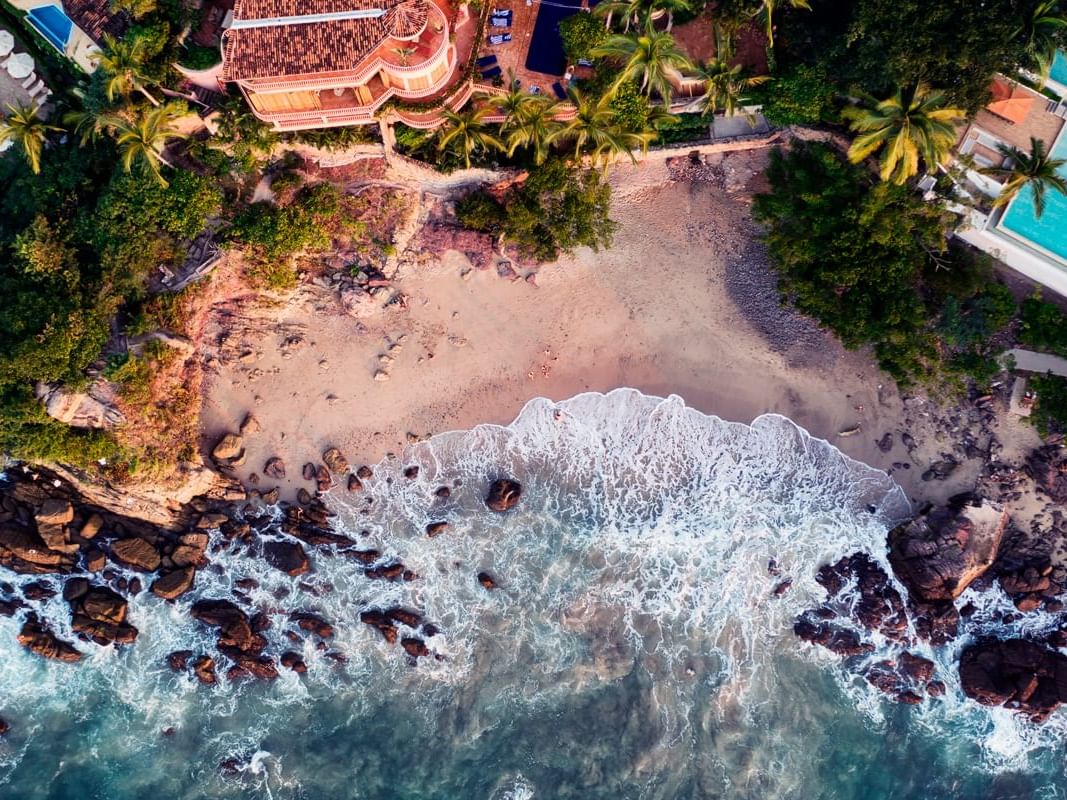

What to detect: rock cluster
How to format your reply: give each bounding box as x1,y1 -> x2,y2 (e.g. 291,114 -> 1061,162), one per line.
959,639 -> 1067,722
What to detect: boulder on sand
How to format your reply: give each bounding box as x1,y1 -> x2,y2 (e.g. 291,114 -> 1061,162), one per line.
212,434 -> 243,462
485,479 -> 522,512
264,457 -> 286,479
322,448 -> 349,474
889,498 -> 1008,602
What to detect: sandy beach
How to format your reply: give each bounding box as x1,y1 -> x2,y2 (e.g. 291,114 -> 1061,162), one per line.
199,148 -> 1040,509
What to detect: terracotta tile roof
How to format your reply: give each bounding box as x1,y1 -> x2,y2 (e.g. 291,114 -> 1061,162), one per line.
62,0 -> 130,43
223,0 -> 432,81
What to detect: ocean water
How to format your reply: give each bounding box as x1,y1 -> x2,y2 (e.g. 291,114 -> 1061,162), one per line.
1,389 -> 1066,799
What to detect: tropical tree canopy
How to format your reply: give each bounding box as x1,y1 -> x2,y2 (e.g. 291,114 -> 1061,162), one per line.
1018,0 -> 1067,81
550,87 -> 655,166
96,34 -> 160,105
504,96 -> 566,164
592,22 -> 694,106
755,0 -> 811,47
843,83 -> 966,184
107,104 -> 186,186
436,105 -> 504,169
0,104 -> 62,175
982,136 -> 1067,218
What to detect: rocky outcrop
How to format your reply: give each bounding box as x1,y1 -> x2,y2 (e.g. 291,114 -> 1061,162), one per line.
151,567 -> 196,600
959,639 -> 1067,722
263,541 -> 310,576
67,584 -> 138,646
110,537 -> 162,572
17,617 -> 81,662
1028,446 -> 1067,504
889,498 -> 1008,602
191,599 -> 276,681
485,479 -> 522,512
35,381 -> 123,430
322,448 -> 348,475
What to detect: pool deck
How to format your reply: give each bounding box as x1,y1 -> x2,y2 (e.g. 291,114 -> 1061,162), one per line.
478,0 -> 575,94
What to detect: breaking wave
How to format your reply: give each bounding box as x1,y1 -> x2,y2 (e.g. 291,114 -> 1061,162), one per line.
0,389 -> 1064,798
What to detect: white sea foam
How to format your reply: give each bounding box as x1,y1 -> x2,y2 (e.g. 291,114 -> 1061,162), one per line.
0,389 -> 1064,797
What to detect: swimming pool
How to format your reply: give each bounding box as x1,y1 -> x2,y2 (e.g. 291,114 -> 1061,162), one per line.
1050,50 -> 1067,88
27,4 -> 73,53
999,128 -> 1067,264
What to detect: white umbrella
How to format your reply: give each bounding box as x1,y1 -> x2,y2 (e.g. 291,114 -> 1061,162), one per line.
6,52 -> 34,80
0,30 -> 15,58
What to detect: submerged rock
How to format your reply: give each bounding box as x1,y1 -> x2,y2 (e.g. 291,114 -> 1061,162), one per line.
17,618 -> 81,662
263,541 -> 311,576
485,479 -> 522,512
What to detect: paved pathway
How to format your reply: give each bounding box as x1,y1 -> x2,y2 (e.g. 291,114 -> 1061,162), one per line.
1003,348 -> 1067,377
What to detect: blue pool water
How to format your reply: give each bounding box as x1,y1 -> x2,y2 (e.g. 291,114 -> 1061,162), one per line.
1051,51 -> 1067,89
27,5 -> 72,53
1000,130 -> 1067,263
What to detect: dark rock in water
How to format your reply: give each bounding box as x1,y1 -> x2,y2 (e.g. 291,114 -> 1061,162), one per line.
291,612 -> 334,638
67,586 -> 138,646
959,639 -> 1067,722
168,649 -> 193,671
264,457 -> 286,480
0,718 -> 8,736
23,581 -> 57,601
793,618 -> 875,657
110,537 -> 161,572
234,577 -> 259,591
772,578 -> 792,597
865,661 -> 903,696
220,646 -> 278,681
322,448 -> 349,475
910,599 -> 960,645
193,655 -> 217,685
151,567 -> 196,600
302,463 -> 317,481
477,572 -> 497,590
281,651 -> 307,674
767,558 -> 781,576
356,465 -> 373,480
219,757 -> 242,775
926,680 -> 947,697
17,618 -> 81,662
71,614 -> 139,646
384,608 -> 421,628
0,523 -> 77,571
83,547 -> 106,572
263,541 -> 310,577
889,499 -> 1008,601
79,586 -> 127,624
422,623 -> 440,637
364,562 -> 405,581
813,554 -> 906,639
63,577 -> 90,602
344,548 -> 381,564
401,637 -> 430,658
360,610 -> 398,644
898,691 -> 923,705
425,521 -> 449,538
403,466 -> 420,480
899,651 -> 935,685
347,474 -> 363,492
485,479 -> 522,512
435,486 -> 451,499
191,600 -> 262,654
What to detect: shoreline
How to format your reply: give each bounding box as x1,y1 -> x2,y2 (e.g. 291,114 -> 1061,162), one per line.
198,148 -> 1041,512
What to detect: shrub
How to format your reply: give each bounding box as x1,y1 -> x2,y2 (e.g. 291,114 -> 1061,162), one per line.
1019,295 -> 1067,357
759,64 -> 837,126
560,12 -> 607,63
1031,374 -> 1067,437
177,43 -> 221,70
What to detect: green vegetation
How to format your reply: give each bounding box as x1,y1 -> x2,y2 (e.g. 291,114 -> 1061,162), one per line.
456,158 -> 615,261
753,142 -> 1015,389
560,12 -> 608,62
177,43 -> 222,70
757,64 -> 836,126
1031,374 -> 1067,436
1019,295 -> 1067,356
981,137 -> 1067,218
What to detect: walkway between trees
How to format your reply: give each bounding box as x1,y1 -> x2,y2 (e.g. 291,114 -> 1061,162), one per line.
1003,348 -> 1067,377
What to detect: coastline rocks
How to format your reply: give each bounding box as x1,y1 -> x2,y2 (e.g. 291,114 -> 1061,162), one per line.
17,618 -> 81,662
425,521 -> 449,538
477,572 -> 497,590
110,537 -> 162,572
485,479 -> 522,512
167,650 -> 193,671
401,637 -> 430,658
1028,446 -> 1067,504
322,448 -> 349,475
193,655 -> 217,685
263,541 -> 311,577
151,567 -> 196,600
356,466 -> 373,480
959,639 -> 1067,722
888,498 -> 1008,602
792,619 -> 875,657
281,651 -> 307,674
68,585 -> 138,646
0,523 -> 76,571
291,612 -> 334,639
212,434 -> 244,464
264,457 -> 286,480
360,610 -> 398,644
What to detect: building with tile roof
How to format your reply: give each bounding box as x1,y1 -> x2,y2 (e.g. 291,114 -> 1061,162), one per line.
220,0 -> 465,130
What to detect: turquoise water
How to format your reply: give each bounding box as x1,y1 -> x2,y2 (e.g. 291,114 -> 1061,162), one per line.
1000,131 -> 1067,263
1050,51 -> 1067,90
1,390 -> 1067,799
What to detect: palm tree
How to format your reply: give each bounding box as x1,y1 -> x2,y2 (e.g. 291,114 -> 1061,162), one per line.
392,46 -> 418,66
550,87 -> 655,166
690,57 -> 769,117
0,103 -> 61,174
982,136 -> 1067,218
593,0 -> 645,32
436,105 -> 504,169
96,34 -> 161,106
494,74 -> 533,130
1017,0 -> 1067,83
754,0 -> 811,49
592,22 -> 693,106
505,95 -> 566,164
63,107 -> 116,146
109,105 -> 186,185
842,83 -> 966,185
647,0 -> 691,31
